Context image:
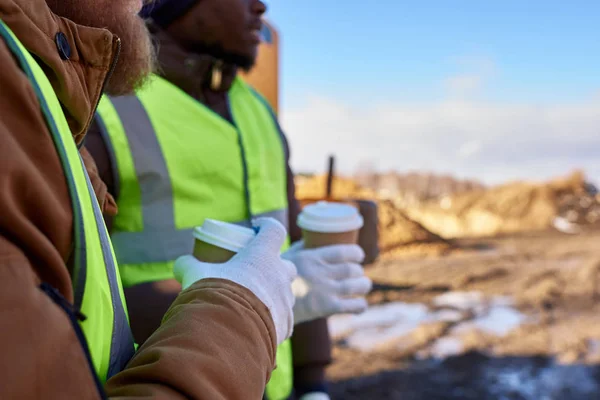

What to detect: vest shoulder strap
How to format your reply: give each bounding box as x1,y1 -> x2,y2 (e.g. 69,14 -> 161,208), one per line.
0,19 -> 134,383
239,80 -> 290,160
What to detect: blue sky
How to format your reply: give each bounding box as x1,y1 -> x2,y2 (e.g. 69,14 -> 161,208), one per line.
267,1 -> 600,106
263,1 -> 600,183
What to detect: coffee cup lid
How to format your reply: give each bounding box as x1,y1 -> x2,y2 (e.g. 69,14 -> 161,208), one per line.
193,219 -> 256,253
297,201 -> 364,233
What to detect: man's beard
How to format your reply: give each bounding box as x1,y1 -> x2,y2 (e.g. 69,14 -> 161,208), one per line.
45,0 -> 155,95
191,42 -> 256,72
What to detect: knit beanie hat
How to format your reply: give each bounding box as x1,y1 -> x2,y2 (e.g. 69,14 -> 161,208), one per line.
141,0 -> 200,28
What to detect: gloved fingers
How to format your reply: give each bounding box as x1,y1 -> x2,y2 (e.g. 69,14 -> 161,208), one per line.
282,285 -> 296,344
287,240 -> 305,253
281,240 -> 304,261
335,297 -> 369,315
336,276 -> 373,297
242,217 -> 288,254
282,258 -> 299,282
314,244 -> 365,264
275,295 -> 296,345
283,313 -> 295,344
328,262 -> 365,280
173,255 -> 202,287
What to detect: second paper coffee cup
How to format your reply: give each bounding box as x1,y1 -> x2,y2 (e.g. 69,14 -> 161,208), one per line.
193,219 -> 256,263
297,201 -> 364,249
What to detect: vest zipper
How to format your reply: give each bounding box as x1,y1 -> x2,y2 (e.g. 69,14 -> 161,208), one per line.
40,283 -> 107,399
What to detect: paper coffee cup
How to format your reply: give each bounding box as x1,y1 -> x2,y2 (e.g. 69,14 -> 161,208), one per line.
297,201 -> 364,249
193,219 -> 256,263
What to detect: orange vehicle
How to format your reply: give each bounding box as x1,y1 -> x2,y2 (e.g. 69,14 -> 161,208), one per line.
240,20 -> 280,113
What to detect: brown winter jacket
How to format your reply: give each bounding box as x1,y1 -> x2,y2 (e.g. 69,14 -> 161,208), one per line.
84,26 -> 332,395
0,1 -> 277,398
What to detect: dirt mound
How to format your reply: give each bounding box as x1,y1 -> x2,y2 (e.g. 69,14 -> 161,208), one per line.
357,171 -> 486,205
295,170 -> 598,249
405,171 -> 598,239
377,200 -> 452,257
295,174 -> 376,200
295,175 -> 452,257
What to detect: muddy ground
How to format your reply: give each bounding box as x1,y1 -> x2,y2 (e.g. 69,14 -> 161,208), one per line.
328,228 -> 600,399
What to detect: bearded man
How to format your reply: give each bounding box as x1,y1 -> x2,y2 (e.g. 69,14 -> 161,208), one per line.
0,0 -> 299,398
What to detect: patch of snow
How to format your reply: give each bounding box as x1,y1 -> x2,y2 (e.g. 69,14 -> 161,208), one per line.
489,296 -> 515,308
453,306 -> 527,337
428,309 -> 464,323
330,294 -> 528,356
343,306 -> 467,351
328,302 -> 428,340
552,216 -> 581,234
344,328 -> 389,351
346,318 -> 425,351
474,306 -> 527,336
429,337 -> 464,359
433,291 -> 485,313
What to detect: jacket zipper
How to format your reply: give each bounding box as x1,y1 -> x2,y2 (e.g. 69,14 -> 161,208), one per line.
40,283 -> 108,399
95,37 -> 121,117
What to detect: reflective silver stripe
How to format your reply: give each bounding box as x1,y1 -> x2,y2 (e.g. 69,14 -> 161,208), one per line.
109,96 -> 174,229
112,208 -> 288,264
81,156 -> 135,379
108,95 -> 179,263
111,228 -> 194,265
107,94 -> 289,265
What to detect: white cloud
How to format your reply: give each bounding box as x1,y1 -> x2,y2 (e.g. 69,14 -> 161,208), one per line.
280,55 -> 600,184
445,74 -> 484,96
458,140 -> 482,159
281,94 -> 600,185
444,56 -> 496,98
452,55 -> 497,75
280,56 -> 600,185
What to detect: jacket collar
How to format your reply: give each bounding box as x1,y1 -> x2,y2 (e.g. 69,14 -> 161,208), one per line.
0,0 -> 119,142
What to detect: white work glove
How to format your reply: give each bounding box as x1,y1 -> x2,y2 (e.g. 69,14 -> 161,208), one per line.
299,393 -> 330,400
283,241 -> 372,325
174,218 -> 297,345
